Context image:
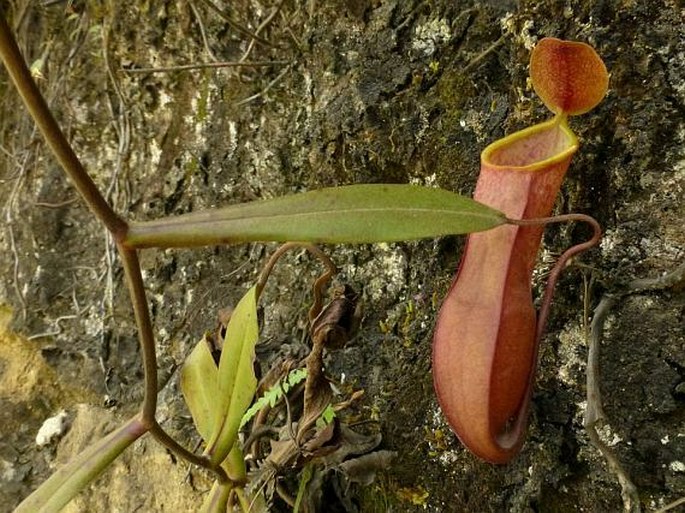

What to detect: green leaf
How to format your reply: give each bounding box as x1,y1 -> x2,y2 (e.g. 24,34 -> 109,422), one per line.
181,340 -> 249,482
125,184 -> 506,248
180,334 -> 218,442
293,463 -> 314,513
221,444 -> 247,483
199,481 -> 232,513
316,404 -> 336,429
14,416 -> 146,513
204,285 -> 259,467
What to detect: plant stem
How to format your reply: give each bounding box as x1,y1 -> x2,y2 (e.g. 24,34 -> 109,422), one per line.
118,244 -> 230,482
254,242 -> 337,319
117,246 -> 158,422
148,421 -> 228,483
0,14 -> 127,238
124,60 -> 291,74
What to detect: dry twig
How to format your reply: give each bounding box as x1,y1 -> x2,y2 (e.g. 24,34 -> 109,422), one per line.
585,261 -> 685,513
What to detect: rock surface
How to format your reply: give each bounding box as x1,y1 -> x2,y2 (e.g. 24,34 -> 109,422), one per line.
0,1 -> 683,512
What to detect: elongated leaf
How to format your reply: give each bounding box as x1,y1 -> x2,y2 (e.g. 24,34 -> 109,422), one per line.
204,285 -> 259,466
199,481 -> 232,513
222,444 -> 247,483
180,335 -> 218,442
15,416 -> 146,513
180,339 -> 250,483
125,184 -> 506,249
293,463 -> 314,513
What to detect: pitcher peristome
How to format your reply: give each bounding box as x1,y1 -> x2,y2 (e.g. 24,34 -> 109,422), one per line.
432,38 -> 608,463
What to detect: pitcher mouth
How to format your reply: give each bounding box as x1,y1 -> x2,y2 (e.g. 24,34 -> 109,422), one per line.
481,115 -> 578,171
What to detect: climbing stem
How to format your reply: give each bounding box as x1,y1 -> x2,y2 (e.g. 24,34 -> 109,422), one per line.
118,244 -> 229,482
255,242 -> 337,320
0,14 -> 128,238
148,421 -> 229,483
117,245 -> 158,422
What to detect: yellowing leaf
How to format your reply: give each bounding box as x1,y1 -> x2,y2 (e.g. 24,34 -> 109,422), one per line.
180,335 -> 218,442
204,285 -> 259,466
199,480 -> 231,513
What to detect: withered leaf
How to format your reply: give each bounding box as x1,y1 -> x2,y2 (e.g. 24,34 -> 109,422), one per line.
337,450 -> 396,486
309,284 -> 361,349
322,425 -> 382,466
